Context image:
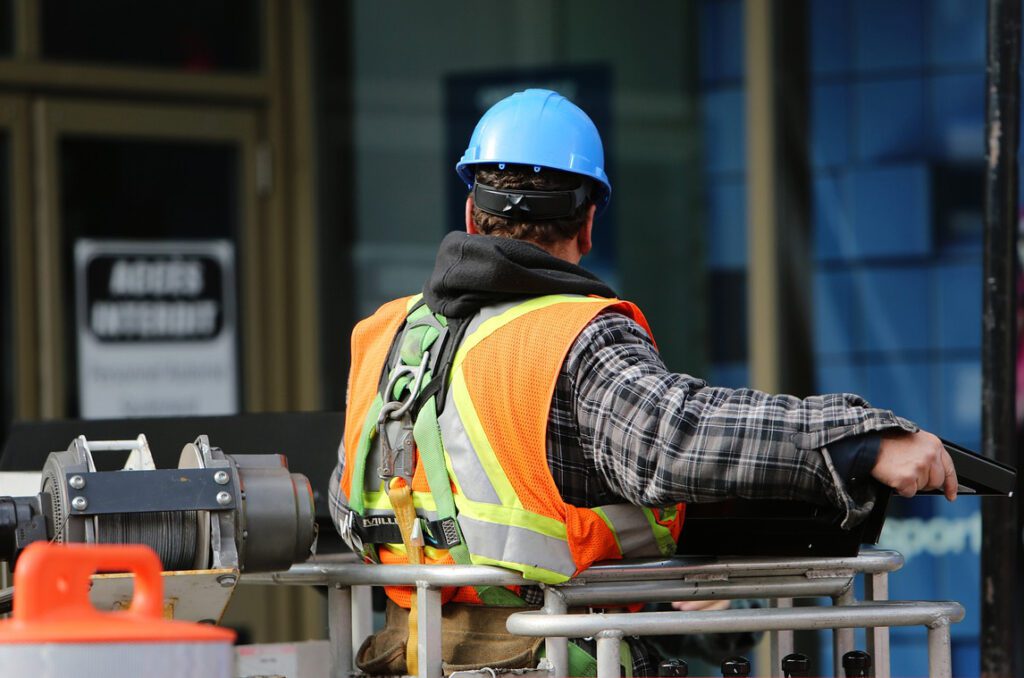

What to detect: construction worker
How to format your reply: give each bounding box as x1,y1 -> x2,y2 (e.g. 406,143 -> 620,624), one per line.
328,89 -> 958,676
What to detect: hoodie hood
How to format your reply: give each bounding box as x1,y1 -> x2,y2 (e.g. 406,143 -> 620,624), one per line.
422,232 -> 617,318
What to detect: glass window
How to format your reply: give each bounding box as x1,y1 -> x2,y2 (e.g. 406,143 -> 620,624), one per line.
58,137 -> 240,416
0,0 -> 12,57
40,0 -> 261,73
808,1 -> 985,675
316,0 -> 701,414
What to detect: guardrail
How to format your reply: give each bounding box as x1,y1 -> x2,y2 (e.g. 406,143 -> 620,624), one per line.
241,549 -> 963,678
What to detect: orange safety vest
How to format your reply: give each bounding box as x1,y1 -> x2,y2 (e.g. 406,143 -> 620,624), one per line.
338,294 -> 685,607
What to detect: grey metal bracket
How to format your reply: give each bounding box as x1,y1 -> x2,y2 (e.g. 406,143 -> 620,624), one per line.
65,468 -> 234,515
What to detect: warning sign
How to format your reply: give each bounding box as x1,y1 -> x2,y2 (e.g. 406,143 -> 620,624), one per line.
75,240 -> 239,419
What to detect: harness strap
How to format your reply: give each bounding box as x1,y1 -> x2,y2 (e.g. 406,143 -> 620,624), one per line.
352,514 -> 462,550
386,476 -> 423,675
414,397 -> 525,607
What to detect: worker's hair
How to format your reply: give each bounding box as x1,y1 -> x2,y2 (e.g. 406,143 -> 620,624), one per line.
471,165 -> 593,245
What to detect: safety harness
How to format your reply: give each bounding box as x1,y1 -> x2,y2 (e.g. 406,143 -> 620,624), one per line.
344,298 -> 526,673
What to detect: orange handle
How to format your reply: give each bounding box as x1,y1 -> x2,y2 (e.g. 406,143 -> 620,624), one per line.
12,543 -> 164,623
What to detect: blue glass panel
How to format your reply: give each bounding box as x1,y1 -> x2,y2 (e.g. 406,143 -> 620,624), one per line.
846,164 -> 932,258
928,0 -> 985,68
705,179 -> 747,269
700,88 -> 745,175
816,360 -> 868,397
855,78 -> 925,161
952,639 -> 981,678
853,0 -> 925,73
929,73 -> 985,162
698,0 -> 743,84
934,359 -> 982,449
933,262 -> 982,350
810,0 -> 851,76
812,173 -> 849,260
855,266 -> 930,353
812,84 -> 850,167
814,269 -> 856,356
708,361 -> 748,389
862,359 -> 932,429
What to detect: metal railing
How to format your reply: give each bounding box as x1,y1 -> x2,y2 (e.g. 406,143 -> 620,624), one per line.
241,549 -> 963,678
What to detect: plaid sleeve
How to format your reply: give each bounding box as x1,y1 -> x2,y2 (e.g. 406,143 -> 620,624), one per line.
567,313 -> 916,528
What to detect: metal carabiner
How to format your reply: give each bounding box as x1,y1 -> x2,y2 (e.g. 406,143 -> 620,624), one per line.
377,350 -> 431,479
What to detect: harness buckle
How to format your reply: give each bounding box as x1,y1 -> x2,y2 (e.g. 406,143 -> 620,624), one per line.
339,509 -> 364,553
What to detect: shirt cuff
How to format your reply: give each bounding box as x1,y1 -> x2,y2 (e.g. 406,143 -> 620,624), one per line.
828,432 -> 882,487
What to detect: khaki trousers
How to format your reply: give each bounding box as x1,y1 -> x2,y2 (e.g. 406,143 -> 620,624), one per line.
356,599 -> 544,676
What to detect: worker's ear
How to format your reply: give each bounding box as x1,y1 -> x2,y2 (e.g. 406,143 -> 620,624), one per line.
577,204 -> 596,256
465,196 -> 480,235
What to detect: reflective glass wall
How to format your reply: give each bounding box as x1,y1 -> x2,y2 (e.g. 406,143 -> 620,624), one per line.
809,0 -> 985,674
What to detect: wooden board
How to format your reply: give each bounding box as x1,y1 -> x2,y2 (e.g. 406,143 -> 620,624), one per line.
90,568 -> 237,623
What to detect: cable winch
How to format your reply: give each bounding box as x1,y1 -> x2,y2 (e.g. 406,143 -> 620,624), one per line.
0,433 -> 316,575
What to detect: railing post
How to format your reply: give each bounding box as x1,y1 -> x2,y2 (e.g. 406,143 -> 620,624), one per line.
351,585 -> 374,660
927,620 -> 954,678
865,572 -> 890,678
328,583 -> 353,678
832,587 -> 855,677
417,581 -> 443,678
543,587 -> 569,678
595,631 -> 623,678
769,597 -> 794,677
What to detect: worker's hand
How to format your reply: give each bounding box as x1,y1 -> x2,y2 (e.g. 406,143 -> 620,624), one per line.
671,599 -> 730,612
870,431 -> 957,501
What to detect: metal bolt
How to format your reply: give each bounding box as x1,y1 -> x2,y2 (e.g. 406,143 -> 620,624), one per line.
71,496 -> 88,511
216,491 -> 232,506
216,574 -> 237,588
69,475 -> 85,490
213,470 -> 230,485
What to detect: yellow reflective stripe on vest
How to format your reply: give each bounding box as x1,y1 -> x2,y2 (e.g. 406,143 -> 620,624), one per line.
445,367 -> 518,506
444,294 -> 599,511
457,514 -> 576,583
451,294 -> 603,370
592,505 -> 667,558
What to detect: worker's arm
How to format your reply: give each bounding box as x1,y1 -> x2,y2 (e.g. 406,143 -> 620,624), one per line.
569,313 -> 955,528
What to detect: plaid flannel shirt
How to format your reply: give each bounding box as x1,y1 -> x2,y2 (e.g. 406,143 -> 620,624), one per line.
328,307 -> 916,674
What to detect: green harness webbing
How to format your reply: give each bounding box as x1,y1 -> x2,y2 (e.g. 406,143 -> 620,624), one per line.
352,304 -> 525,607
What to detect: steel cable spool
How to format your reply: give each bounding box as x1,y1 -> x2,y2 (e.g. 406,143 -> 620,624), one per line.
95,511 -> 199,572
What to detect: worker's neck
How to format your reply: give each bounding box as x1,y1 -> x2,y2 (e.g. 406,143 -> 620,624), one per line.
530,238 -> 582,265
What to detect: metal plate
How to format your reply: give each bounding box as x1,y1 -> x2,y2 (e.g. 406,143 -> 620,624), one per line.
65,468 -> 233,515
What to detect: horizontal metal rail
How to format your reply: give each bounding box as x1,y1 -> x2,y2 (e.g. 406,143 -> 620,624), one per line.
509,601 -> 963,678
554,575 -> 851,606
240,548 -> 904,588
242,560 -> 530,587
506,600 -> 964,637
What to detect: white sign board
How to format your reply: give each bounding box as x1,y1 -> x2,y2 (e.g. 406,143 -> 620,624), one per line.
75,239 -> 239,419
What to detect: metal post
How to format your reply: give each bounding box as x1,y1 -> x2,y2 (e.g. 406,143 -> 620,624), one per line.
417,582 -> 443,678
351,585 -> 374,658
769,598 -> 794,677
928,621 -> 954,678
595,632 -> 623,678
865,573 -> 890,678
832,588 -> 855,678
982,0 -> 1022,675
328,584 -> 353,678
543,587 -> 568,678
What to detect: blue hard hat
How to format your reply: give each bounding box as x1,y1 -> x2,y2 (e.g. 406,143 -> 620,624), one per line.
456,89 -> 611,214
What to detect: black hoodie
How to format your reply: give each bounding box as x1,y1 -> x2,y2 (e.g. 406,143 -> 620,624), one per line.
421,232 -> 616,318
